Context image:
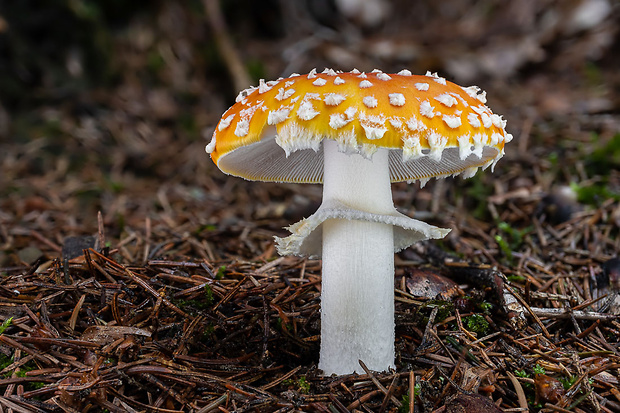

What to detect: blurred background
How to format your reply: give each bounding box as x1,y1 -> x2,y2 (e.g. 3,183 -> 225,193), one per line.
1,0 -> 619,263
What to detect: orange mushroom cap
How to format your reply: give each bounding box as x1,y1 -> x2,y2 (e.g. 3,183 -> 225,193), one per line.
206,68 -> 512,184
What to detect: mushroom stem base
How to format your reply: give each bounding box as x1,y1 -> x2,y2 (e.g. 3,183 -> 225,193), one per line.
319,218 -> 395,375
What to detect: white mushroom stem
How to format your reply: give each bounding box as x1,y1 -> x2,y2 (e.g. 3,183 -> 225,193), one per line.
274,140 -> 451,375
319,139 -> 395,375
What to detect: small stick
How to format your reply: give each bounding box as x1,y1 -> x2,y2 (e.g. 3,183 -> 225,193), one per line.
68,294 -> 86,331
346,389 -> 383,411
409,370 -> 415,413
203,0 -> 252,92
543,404 -> 574,413
97,210 -> 105,251
506,285 -> 551,339
261,295 -> 270,361
259,366 -> 301,391
196,394 -> 228,413
29,229 -> 62,252
379,373 -> 399,413
143,216 -> 151,265
530,307 -> 618,321
506,371 -> 528,411
0,336 -> 59,365
358,360 -> 401,407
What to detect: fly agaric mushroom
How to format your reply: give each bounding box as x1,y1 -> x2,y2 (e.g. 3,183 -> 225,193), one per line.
206,68 -> 512,375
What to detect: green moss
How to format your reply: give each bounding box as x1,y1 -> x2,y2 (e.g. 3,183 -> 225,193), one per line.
495,222 -> 532,264
203,284 -> 214,306
477,301 -> 493,313
398,394 -> 410,413
559,375 -> 578,390
515,369 -> 529,378
533,364 -> 545,375
574,134 -> 620,205
495,234 -> 513,261
515,364 -> 544,379
547,151 -> 559,166
498,222 -> 526,248
215,265 -> 226,280
514,368 -> 539,407
0,317 -> 13,335
415,300 -> 454,325
587,134 -> 620,172
201,324 -> 215,341
281,378 -> 293,386
297,376 -> 310,394
464,314 -> 489,335
15,370 -> 45,390
282,376 -> 310,393
147,50 -> 166,77
193,224 -> 218,237
570,181 -> 620,205
0,358 -> 45,390
0,354 -> 12,371
397,381 -> 427,410
173,285 -> 214,315
507,274 -> 527,283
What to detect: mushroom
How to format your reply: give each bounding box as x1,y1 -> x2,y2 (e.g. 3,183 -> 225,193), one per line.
206,68 -> 512,375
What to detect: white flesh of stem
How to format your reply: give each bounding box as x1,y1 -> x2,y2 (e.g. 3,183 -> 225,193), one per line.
318,139 -> 395,375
